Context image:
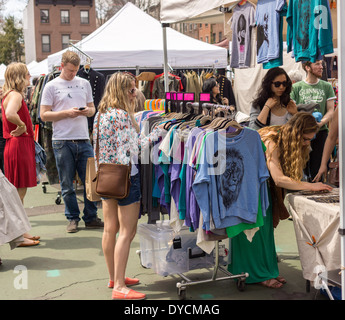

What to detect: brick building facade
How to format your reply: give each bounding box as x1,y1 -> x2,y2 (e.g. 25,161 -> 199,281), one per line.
23,0 -> 97,63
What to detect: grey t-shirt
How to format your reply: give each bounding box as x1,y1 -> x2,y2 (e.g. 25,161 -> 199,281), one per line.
229,2 -> 255,68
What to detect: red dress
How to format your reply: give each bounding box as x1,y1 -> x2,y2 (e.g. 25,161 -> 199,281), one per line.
2,95 -> 37,188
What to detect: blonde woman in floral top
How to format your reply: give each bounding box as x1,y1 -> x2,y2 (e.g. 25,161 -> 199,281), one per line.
93,72 -> 163,300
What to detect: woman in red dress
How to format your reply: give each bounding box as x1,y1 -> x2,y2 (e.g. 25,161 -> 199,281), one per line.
1,62 -> 39,247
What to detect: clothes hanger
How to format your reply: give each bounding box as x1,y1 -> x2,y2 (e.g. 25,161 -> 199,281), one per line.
84,61 -> 91,73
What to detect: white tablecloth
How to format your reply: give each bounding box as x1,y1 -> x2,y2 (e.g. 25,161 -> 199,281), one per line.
286,188 -> 341,282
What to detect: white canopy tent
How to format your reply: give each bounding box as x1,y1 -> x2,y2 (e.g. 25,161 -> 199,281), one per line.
161,0 -> 345,299
47,2 -> 227,71
161,0 -> 230,24
28,59 -> 49,79
27,60 -> 38,70
0,64 -> 6,86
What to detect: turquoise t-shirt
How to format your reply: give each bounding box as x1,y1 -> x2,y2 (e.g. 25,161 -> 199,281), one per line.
291,79 -> 336,130
286,0 -> 334,62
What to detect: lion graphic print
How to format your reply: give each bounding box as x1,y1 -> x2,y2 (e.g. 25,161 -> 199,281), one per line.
219,148 -> 245,209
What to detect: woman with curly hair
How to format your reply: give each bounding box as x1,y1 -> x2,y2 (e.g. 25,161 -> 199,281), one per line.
249,67 -> 298,130
228,112 -> 332,289
259,112 -> 333,192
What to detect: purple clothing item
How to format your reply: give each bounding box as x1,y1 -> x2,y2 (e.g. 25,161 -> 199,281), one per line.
170,162 -> 182,210
156,161 -> 170,215
185,128 -> 205,230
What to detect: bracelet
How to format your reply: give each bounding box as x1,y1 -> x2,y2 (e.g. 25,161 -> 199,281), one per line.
264,105 -> 271,110
18,124 -> 25,128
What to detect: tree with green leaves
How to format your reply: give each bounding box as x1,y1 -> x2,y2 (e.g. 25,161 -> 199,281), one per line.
0,16 -> 24,64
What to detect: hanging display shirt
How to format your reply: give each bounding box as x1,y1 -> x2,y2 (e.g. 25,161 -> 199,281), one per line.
256,0 -> 286,65
286,0 -> 334,62
228,1 -> 255,69
192,128 -> 270,231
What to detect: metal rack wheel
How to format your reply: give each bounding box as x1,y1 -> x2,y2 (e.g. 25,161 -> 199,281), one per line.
55,192 -> 62,205
236,279 -> 246,292
177,287 -> 186,300
177,281 -> 187,300
135,250 -> 149,269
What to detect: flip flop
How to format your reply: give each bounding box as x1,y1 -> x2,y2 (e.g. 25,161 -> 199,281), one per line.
18,240 -> 40,247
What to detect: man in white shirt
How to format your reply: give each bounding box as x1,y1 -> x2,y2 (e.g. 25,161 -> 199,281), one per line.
40,51 -> 103,233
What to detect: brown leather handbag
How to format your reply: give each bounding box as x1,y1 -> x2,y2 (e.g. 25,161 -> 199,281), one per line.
93,112 -> 131,199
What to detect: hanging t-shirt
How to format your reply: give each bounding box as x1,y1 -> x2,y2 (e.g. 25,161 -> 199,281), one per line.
290,79 -> 336,131
286,0 -> 334,62
193,128 -> 270,231
262,1 -> 287,69
256,0 -> 286,64
228,2 -> 255,69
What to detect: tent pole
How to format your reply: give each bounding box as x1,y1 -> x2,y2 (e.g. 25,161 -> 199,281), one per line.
162,23 -> 170,93
337,0 -> 345,301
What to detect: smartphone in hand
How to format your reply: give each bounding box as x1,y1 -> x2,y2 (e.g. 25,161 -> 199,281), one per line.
79,107 -> 86,110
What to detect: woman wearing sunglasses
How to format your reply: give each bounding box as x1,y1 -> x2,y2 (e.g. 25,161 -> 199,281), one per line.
249,67 -> 298,130
93,72 -> 165,300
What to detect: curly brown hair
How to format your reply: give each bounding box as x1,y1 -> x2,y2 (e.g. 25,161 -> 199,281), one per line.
258,112 -> 319,181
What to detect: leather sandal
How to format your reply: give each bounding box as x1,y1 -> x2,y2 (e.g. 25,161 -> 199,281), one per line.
112,289 -> 146,300
260,278 -> 283,289
275,275 -> 287,284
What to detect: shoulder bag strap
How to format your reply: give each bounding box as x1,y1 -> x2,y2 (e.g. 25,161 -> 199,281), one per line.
95,111 -> 102,169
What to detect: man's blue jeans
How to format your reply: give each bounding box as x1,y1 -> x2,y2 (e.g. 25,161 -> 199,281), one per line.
52,140 -> 98,223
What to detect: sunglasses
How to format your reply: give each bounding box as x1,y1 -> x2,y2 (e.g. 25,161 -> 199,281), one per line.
272,81 -> 288,88
129,88 -> 136,94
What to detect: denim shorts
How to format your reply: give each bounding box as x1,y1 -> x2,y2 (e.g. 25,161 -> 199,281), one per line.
102,173 -> 141,206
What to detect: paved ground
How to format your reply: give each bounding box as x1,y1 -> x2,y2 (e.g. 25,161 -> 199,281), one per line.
0,180 -> 327,302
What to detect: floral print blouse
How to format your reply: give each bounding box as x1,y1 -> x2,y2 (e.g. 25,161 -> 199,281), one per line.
93,108 -> 161,170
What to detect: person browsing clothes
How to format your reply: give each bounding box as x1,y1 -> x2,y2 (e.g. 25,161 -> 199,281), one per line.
40,51 -> 103,233
93,72 -> 165,300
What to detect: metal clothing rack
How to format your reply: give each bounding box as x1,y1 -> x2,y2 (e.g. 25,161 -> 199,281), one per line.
68,42 -> 93,66
140,100 -> 249,299
176,240 -> 249,299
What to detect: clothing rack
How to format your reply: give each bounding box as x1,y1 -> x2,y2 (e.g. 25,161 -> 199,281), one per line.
137,102 -> 250,299
176,241 -> 249,299
175,105 -> 248,298
185,102 -> 236,119
68,42 -> 93,66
